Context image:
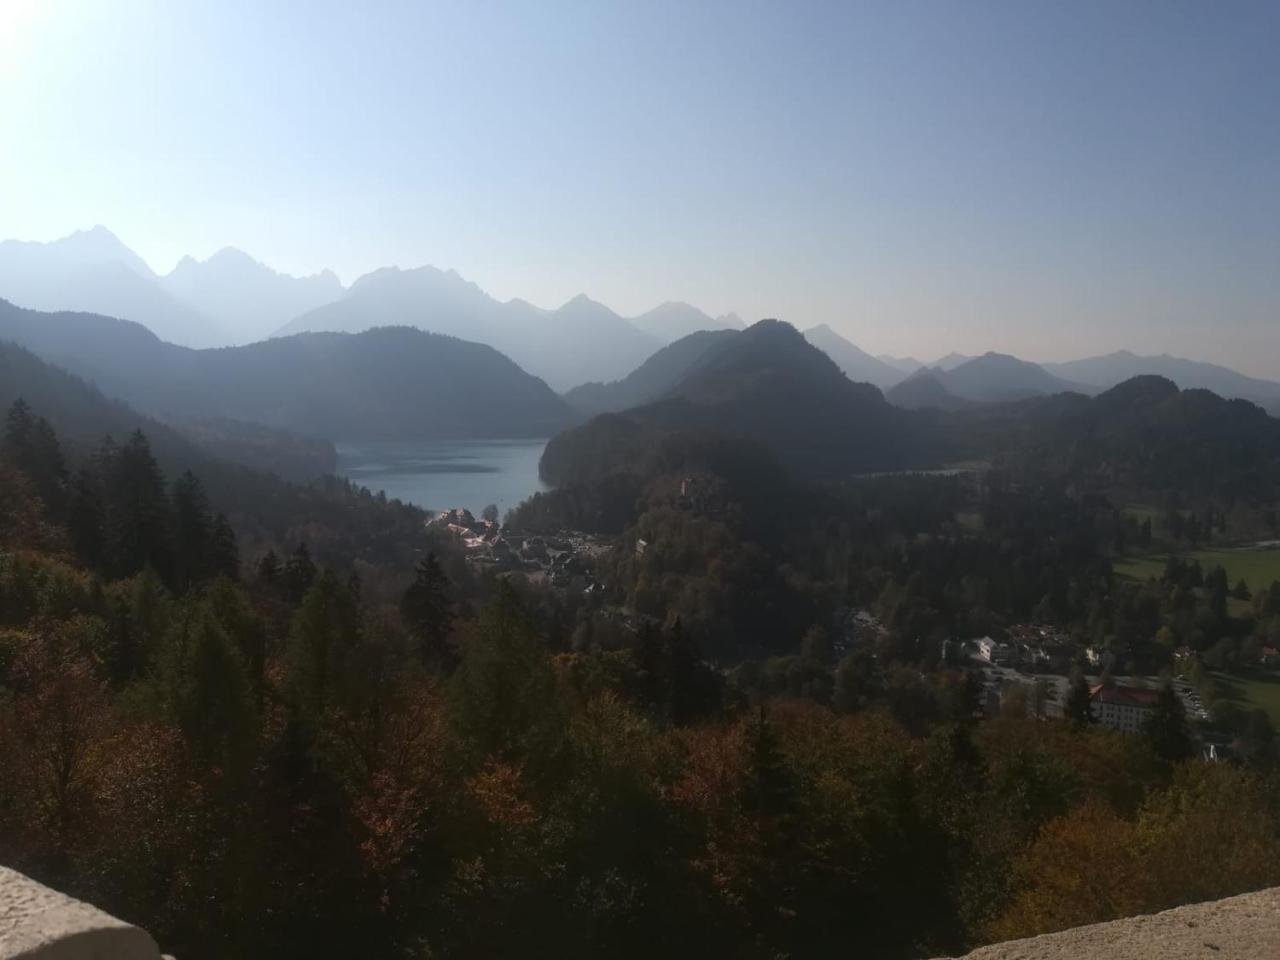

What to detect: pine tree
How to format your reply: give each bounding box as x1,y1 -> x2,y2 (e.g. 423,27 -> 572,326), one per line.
256,549 -> 281,585
210,512 -> 239,580
167,610 -> 257,773
67,465 -> 105,568
448,580 -> 562,764
103,593 -> 140,686
1143,684 -> 1193,762
284,543 -> 317,603
171,470 -> 213,591
1064,670 -> 1095,727
285,569 -> 361,731
104,431 -> 173,581
401,552 -> 455,666
742,704 -> 794,820
2,400 -> 68,517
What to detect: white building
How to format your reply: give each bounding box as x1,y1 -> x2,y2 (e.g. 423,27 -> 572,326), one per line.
1089,684 -> 1159,735
975,635 -> 1016,664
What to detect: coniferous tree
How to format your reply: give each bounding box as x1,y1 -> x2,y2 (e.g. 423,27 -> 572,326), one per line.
166,609 -> 258,774
67,465 -> 105,568
256,549 -> 281,584
284,543 -> 317,603
1144,684 -> 1193,762
1064,670 -> 1095,727
2,399 -> 68,518
742,703 -> 794,820
285,569 -> 362,733
104,431 -> 173,581
210,512 -> 239,580
636,618 -> 721,724
401,552 -> 455,666
103,593 -> 141,686
172,470 -> 214,592
449,580 -> 562,764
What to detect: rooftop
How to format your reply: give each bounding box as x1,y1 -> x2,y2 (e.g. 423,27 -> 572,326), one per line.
1090,684 -> 1161,707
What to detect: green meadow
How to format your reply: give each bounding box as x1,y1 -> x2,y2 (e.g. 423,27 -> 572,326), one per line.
1114,545 -> 1280,595
1210,671 -> 1280,726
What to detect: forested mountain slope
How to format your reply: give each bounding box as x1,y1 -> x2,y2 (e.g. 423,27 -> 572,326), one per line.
0,299 -> 571,441
0,342 -> 439,586
545,319 -> 938,485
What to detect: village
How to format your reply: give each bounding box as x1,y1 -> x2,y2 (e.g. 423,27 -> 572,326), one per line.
429,508 -> 1274,761
837,607 -> 1256,757
427,507 -> 614,594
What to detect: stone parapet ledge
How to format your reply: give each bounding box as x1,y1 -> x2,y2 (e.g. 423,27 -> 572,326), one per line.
0,865 -> 163,960
933,886 -> 1280,960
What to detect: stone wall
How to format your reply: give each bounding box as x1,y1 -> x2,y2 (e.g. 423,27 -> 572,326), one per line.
3,862 -> 1277,960
934,886 -> 1280,960
0,865 -> 162,960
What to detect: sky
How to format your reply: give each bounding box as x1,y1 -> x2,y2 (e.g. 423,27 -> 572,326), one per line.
2,0 -> 1278,376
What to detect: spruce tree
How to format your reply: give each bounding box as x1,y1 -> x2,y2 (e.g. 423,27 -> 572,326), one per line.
104,431 -> 173,581
210,513 -> 239,580
401,552 -> 455,666
1064,670 -> 1095,727
256,549 -> 281,585
67,465 -> 105,569
284,543 -> 317,602
2,400 -> 68,517
171,470 -> 213,591
1143,684 -> 1193,762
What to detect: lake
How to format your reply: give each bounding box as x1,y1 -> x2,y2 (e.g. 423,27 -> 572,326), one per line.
335,439 -> 548,516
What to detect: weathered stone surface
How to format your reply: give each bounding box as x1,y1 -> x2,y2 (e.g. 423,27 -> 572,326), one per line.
0,865 -> 161,960
935,886 -> 1280,960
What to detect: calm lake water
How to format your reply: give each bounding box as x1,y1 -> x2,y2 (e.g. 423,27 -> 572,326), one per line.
335,439 -> 549,516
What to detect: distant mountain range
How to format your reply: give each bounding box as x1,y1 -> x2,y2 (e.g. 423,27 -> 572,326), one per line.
876,354 -> 925,375
0,299 -> 570,443
275,267 -> 668,391
161,246 -> 343,345
0,227 -> 223,347
801,325 -> 904,390
885,353 -> 1088,408
0,227 -> 749,391
1040,351 -> 1280,410
4,227 -> 1278,408
629,302 -> 743,343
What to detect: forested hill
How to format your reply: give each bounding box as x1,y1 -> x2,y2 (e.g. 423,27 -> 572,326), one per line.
0,342 -> 438,590
982,375 -> 1280,499
547,319 -> 938,485
0,299 -> 571,441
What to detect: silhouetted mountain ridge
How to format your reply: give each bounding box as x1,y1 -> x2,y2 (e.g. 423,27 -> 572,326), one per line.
0,299 -> 570,442
544,319 -> 931,484
802,324 -> 905,389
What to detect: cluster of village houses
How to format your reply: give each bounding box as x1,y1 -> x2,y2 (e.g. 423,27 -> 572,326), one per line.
427,508 -> 611,593
842,609 -> 1237,753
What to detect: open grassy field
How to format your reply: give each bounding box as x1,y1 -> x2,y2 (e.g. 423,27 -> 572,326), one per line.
1114,545 -> 1280,595
1210,670 -> 1280,726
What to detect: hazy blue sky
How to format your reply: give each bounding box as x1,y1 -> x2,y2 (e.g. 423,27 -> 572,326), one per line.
2,1 -> 1278,375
